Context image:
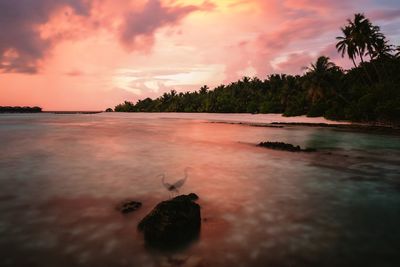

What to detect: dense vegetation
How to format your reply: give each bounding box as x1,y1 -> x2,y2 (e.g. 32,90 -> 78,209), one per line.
115,14 -> 400,124
0,106 -> 42,113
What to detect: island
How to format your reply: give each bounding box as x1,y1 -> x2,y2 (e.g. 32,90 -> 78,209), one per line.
0,106 -> 42,113
114,13 -> 400,127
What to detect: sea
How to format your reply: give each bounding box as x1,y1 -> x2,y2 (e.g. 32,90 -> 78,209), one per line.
0,113 -> 399,267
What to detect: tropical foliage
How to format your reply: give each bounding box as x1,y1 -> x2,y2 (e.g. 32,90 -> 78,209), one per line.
115,13 -> 400,125
0,106 -> 42,113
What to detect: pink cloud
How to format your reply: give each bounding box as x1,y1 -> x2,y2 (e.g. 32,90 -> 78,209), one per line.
119,0 -> 214,51
0,0 -> 215,74
275,52 -> 314,75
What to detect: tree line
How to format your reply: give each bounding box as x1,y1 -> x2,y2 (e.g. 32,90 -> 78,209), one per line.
114,14 -> 400,124
0,106 -> 42,113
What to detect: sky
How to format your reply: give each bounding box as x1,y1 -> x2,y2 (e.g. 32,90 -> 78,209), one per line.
0,0 -> 400,110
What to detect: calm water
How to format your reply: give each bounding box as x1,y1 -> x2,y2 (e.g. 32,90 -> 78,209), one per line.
0,113 -> 399,267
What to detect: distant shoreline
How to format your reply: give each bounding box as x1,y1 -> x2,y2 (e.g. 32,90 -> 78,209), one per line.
0,111 -> 102,114
0,106 -> 42,113
0,106 -> 104,114
42,111 -> 103,114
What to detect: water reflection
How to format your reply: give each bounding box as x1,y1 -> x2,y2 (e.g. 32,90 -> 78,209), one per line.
0,113 -> 399,267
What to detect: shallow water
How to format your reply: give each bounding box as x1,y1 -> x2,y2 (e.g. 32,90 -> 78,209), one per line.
0,113 -> 399,267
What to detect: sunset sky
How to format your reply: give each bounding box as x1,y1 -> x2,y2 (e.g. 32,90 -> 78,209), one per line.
1,0 -> 400,110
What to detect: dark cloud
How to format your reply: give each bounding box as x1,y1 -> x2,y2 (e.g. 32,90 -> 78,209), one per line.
119,0 -> 214,50
0,0 -> 89,74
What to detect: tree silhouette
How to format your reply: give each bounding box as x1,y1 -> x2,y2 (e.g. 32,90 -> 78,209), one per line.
336,14 -> 387,63
336,26 -> 359,68
0,106 -> 42,113
348,13 -> 371,63
303,56 -> 340,104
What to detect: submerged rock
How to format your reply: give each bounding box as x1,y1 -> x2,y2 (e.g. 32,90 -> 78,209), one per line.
118,200 -> 142,214
138,193 -> 200,248
258,141 -> 316,152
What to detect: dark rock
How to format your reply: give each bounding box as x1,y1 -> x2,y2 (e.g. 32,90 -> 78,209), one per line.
258,141 -> 301,151
186,193 -> 199,201
138,193 -> 201,249
258,141 -> 316,152
118,200 -> 142,214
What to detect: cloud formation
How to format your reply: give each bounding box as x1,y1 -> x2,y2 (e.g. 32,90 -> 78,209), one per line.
120,0 -> 213,51
1,0 -> 400,110
0,0 -> 89,73
0,0 -> 213,73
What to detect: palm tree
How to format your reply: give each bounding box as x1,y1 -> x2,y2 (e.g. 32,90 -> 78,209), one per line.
366,26 -> 389,59
336,25 -> 359,68
368,37 -> 392,60
347,13 -> 372,63
303,56 -> 339,104
337,13 -> 383,64
337,13 -> 383,83
242,76 -> 251,83
199,85 -> 209,95
305,56 -> 337,73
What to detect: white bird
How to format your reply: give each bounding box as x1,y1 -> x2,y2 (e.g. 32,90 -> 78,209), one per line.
159,167 -> 190,196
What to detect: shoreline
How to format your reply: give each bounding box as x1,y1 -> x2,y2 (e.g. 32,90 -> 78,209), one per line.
209,121 -> 400,135
43,111 -> 103,114
0,111 -> 102,114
